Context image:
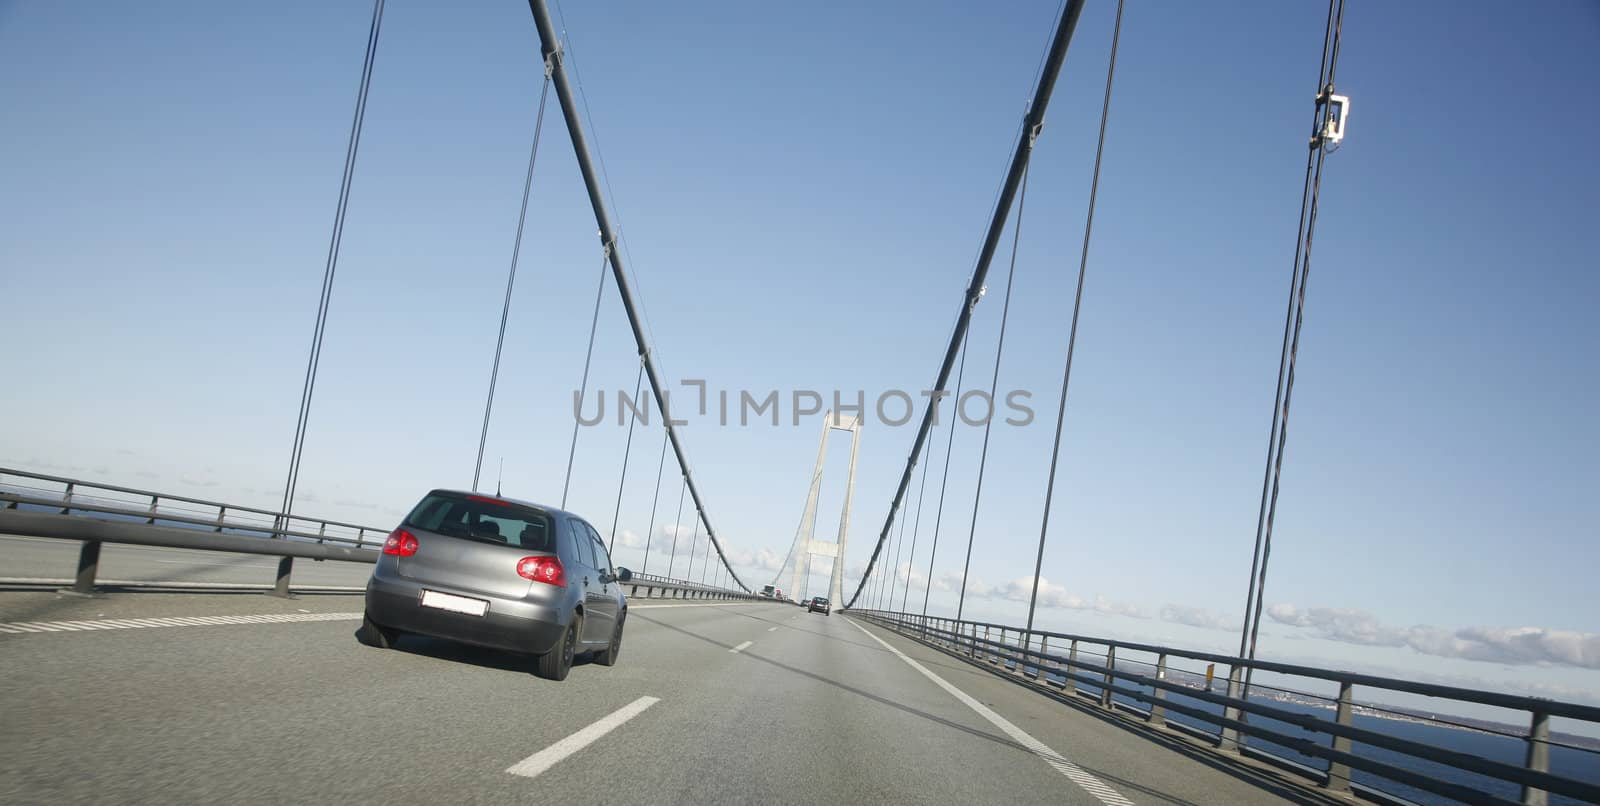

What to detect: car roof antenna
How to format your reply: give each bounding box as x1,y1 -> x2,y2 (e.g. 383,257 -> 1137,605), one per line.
496,457 -> 504,497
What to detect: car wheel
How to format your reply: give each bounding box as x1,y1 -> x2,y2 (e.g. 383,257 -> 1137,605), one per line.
536,617 -> 578,681
596,613 -> 625,667
357,612 -> 397,648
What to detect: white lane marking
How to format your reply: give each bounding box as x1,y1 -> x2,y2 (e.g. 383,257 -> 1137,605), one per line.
846,618 -> 1134,806
0,612 -> 361,635
729,641 -> 753,653
157,560 -> 276,569
630,603 -> 750,610
767,626 -> 778,632
0,577 -> 367,592
505,696 -> 660,779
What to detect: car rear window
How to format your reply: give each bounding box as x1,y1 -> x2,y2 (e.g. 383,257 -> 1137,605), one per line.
402,491 -> 554,552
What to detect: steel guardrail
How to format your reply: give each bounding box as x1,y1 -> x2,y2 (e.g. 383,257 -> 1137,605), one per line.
849,608 -> 1599,805
0,469 -> 771,602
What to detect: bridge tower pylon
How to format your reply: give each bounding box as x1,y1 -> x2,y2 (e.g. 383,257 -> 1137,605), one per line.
788,411 -> 861,604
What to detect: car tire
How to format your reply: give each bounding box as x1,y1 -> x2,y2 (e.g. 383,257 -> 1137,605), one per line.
536,617 -> 578,681
357,612 -> 397,648
595,613 -> 625,667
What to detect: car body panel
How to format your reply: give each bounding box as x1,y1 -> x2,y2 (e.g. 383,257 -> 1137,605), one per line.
365,489 -> 627,659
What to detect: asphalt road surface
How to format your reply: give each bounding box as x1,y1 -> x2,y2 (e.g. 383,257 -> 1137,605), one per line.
0,575 -> 1343,804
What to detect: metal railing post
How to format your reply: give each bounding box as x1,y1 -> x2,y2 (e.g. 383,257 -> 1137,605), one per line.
270,557 -> 295,598
60,540 -> 102,597
214,507 -> 228,532
1522,710 -> 1551,806
146,495 -> 159,524
1219,665 -> 1245,752
1018,632 -> 1032,677
1150,653 -> 1169,726
1325,680 -> 1354,792
1038,636 -> 1051,683
1062,642 -> 1075,694
983,626 -> 992,663
1101,644 -> 1116,708
61,482 -> 75,514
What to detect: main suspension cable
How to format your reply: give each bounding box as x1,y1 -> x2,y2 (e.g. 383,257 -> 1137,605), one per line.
278,0 -> 385,531
841,0 -> 1090,608
1024,0 -> 1124,634
474,66 -> 552,491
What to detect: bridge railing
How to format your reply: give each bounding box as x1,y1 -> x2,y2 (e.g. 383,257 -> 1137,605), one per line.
0,469 -> 768,602
623,571 -> 767,603
849,608 -> 1600,806
0,467 -> 384,546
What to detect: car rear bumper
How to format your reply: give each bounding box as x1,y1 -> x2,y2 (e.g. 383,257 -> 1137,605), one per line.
365,571 -> 568,655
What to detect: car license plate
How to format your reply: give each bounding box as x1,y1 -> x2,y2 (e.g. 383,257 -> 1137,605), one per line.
419,590 -> 488,617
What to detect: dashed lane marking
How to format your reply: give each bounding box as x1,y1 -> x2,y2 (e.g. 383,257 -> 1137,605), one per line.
729,640 -> 753,653
506,696 -> 660,779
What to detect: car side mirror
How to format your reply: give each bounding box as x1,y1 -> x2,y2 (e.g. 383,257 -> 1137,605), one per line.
615,567 -> 633,582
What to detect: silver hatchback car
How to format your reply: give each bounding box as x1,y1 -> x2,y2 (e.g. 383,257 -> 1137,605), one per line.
360,489 -> 632,680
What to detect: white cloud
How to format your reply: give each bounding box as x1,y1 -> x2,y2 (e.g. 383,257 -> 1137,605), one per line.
1161,604 -> 1235,631
723,546 -> 786,572
921,571 -> 990,596
894,562 -> 928,588
616,529 -> 646,549
945,575 -> 1149,618
1268,604 -> 1600,670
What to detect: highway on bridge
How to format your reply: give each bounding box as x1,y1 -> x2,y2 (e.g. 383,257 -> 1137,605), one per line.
0,542 -> 1342,805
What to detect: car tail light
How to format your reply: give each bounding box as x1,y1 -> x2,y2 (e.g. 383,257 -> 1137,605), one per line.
383,529 -> 419,557
468,495 -> 509,506
517,555 -> 565,586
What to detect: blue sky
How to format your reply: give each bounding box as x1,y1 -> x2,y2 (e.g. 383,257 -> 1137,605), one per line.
2,0 -> 1597,716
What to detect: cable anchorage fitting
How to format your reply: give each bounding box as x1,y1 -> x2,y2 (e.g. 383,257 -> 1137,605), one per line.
543,52 -> 556,79
1311,83 -> 1350,149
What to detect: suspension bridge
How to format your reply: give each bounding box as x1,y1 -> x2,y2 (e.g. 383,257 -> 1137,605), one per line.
2,1 -> 1596,804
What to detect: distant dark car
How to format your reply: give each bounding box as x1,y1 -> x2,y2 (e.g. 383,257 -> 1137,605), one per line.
808,596 -> 831,616
360,489 -> 632,681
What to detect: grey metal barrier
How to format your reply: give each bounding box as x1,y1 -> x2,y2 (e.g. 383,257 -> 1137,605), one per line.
1,468 -> 389,596
624,571 -> 772,602
848,608 -> 1600,806
0,469 -> 776,603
